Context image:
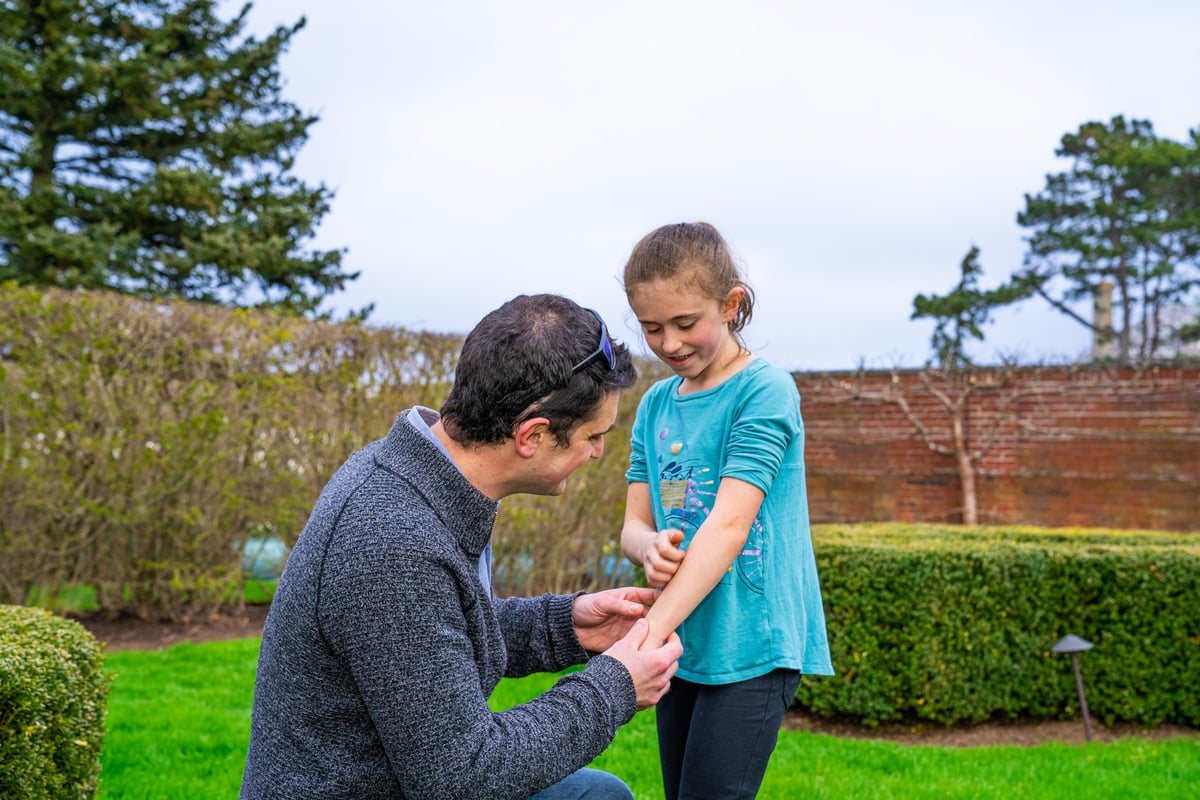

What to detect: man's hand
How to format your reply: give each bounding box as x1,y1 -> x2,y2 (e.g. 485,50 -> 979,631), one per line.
603,619 -> 683,710
572,586 -> 658,653
639,529 -> 685,588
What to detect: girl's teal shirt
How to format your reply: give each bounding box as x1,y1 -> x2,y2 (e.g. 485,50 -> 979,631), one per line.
627,358 -> 834,683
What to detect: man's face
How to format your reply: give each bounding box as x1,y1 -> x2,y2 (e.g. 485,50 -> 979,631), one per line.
525,391 -> 621,496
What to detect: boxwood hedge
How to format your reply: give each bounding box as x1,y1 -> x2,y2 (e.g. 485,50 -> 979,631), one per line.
799,524 -> 1200,728
0,606 -> 110,799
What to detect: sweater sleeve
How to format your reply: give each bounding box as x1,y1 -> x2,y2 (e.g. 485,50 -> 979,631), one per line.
493,592 -> 589,677
320,525 -> 636,800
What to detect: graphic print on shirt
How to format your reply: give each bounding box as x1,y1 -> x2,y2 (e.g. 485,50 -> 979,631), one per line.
657,427 -> 765,592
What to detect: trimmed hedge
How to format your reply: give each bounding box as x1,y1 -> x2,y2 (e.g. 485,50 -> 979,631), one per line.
0,606 -> 109,800
799,524 -> 1200,728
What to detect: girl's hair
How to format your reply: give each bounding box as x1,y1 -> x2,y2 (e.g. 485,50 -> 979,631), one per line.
621,221 -> 755,334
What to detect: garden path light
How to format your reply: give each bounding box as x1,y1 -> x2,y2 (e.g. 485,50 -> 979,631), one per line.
1051,634 -> 1094,742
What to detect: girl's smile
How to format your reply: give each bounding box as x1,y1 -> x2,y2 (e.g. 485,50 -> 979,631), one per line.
628,275 -> 747,392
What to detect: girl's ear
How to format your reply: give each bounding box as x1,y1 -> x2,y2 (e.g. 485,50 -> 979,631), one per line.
722,287 -> 746,322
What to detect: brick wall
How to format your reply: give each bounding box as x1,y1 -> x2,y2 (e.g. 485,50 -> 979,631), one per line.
795,364 -> 1200,531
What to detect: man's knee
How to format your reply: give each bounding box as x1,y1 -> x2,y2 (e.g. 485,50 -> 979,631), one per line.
583,769 -> 634,800
530,767 -> 634,800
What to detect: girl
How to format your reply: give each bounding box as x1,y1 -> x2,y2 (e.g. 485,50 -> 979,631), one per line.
620,222 -> 833,799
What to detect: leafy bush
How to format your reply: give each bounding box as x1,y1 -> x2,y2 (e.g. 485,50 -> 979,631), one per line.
0,284 -> 666,611
799,524 -> 1200,728
0,285 -> 459,618
0,605 -> 110,799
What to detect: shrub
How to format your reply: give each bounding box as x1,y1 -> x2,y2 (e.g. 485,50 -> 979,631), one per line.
798,523 -> 1200,728
0,605 -> 110,799
0,284 -> 662,611
0,284 -> 459,618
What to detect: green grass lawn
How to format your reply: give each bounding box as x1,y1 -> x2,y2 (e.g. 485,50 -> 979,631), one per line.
99,638 -> 1200,800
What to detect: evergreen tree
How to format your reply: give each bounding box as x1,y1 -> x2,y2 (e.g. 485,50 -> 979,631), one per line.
1010,116 -> 1200,362
911,245 -> 1027,369
0,0 -> 353,314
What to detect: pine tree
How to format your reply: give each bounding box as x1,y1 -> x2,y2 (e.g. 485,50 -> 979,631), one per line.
0,0 -> 353,314
911,245 -> 1028,369
1013,116 -> 1200,362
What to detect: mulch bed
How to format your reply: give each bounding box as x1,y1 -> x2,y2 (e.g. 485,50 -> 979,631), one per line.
71,604 -> 270,653
782,709 -> 1197,747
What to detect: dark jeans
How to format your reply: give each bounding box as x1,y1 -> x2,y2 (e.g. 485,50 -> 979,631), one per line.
656,668 -> 802,800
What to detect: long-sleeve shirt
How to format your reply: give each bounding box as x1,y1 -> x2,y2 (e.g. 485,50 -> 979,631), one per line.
627,358 -> 833,683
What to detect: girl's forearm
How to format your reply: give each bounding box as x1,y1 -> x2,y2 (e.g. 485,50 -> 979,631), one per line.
621,483 -> 657,565
620,523 -> 655,565
640,527 -> 746,648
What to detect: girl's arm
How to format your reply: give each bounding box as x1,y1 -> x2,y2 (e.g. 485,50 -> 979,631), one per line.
621,482 -> 685,588
638,477 -> 766,649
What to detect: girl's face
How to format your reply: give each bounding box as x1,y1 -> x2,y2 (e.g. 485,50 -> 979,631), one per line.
628,275 -> 744,390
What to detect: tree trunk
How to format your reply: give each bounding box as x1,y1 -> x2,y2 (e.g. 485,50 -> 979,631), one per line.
951,411 -> 978,525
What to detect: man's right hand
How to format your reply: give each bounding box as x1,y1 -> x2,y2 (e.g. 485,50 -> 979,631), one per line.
603,618 -> 683,710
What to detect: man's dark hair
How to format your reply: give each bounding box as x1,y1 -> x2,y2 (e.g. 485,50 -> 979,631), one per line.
440,294 -> 636,446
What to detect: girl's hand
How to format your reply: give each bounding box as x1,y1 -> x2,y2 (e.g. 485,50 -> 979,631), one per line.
641,529 -> 685,588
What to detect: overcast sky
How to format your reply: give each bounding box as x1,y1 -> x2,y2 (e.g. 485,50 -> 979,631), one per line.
234,0 -> 1200,371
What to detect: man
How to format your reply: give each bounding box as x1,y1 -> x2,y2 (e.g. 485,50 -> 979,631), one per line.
240,294 -> 683,800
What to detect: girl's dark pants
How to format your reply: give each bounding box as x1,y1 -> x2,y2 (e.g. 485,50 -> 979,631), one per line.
655,668 -> 801,800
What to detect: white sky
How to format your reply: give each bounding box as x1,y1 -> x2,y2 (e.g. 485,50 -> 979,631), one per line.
234,0 -> 1200,371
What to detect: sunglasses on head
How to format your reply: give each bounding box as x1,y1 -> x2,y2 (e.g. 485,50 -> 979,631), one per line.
570,308 -> 617,375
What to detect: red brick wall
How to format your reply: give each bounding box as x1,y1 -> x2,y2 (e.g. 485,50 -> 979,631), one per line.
795,365 -> 1200,531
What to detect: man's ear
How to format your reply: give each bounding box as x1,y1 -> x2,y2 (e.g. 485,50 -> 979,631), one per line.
513,416 -> 550,458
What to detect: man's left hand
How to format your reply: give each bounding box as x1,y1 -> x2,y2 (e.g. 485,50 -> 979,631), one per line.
572,587 -> 659,653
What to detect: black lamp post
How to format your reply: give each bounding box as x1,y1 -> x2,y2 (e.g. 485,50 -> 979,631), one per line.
1051,633 -> 1094,742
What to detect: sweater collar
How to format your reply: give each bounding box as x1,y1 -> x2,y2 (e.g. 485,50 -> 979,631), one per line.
375,409 -> 498,559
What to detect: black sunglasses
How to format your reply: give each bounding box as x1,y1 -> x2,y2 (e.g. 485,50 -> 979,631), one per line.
570,308 -> 617,375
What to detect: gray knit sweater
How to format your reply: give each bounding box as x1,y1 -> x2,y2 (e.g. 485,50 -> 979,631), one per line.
239,411 -> 637,799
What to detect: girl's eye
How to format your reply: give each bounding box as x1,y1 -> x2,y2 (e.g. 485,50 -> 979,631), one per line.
678,321 -> 696,330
